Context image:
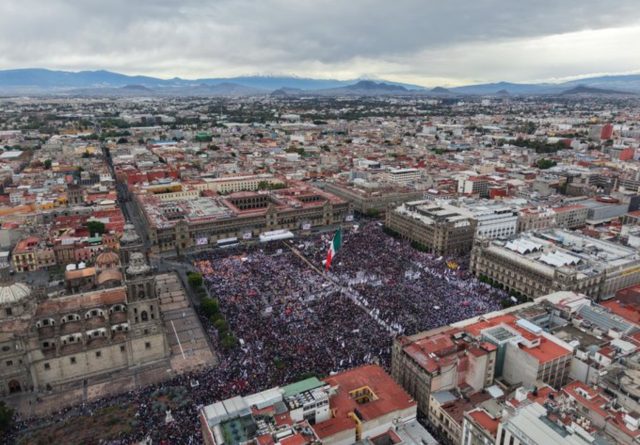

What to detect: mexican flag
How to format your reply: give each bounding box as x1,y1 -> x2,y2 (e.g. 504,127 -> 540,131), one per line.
325,228 -> 342,271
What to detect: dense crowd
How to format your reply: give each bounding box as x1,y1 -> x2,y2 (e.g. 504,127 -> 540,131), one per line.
298,223 -> 507,334
6,223 -> 507,444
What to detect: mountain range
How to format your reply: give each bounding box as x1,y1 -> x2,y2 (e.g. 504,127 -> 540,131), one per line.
0,68 -> 639,96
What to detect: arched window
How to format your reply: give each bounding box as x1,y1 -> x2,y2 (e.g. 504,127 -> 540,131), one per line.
141,311 -> 149,322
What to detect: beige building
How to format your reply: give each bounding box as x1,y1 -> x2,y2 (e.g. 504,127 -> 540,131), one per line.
552,204 -> 589,229
471,229 -> 640,300
517,207 -> 556,232
322,181 -> 422,216
386,200 -> 477,255
391,326 -> 497,417
137,184 -> 351,255
0,227 -> 170,397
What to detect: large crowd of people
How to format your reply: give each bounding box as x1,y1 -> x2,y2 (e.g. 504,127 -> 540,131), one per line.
6,223 -> 508,444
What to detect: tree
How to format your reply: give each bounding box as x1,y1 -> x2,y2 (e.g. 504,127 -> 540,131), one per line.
213,318 -> 228,333
365,209 -> 380,218
43,159 -> 52,169
0,401 -> 13,434
201,298 -> 219,317
220,333 -> 237,350
187,272 -> 203,288
86,220 -> 106,236
536,159 -> 557,170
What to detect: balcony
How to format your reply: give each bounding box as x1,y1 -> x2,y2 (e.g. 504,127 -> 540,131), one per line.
38,325 -> 55,338
109,311 -> 128,324
59,342 -> 84,355
86,336 -> 109,348
84,316 -> 107,329
111,331 -> 128,342
60,320 -> 83,335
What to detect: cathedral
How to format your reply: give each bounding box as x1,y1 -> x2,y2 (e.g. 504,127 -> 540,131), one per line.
0,224 -> 170,397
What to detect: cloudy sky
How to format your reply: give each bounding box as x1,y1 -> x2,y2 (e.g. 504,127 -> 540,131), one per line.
1,0 -> 639,86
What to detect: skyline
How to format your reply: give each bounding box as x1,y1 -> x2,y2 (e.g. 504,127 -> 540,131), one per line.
1,0 -> 639,87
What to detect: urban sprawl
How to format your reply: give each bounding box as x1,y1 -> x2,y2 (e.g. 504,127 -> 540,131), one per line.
0,95 -> 640,445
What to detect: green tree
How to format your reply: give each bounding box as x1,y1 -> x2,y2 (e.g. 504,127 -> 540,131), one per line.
221,333 -> 237,350
536,159 -> 557,170
43,159 -> 52,169
0,401 -> 13,434
214,318 -> 228,333
187,272 -> 203,288
201,298 -> 219,317
86,220 -> 106,236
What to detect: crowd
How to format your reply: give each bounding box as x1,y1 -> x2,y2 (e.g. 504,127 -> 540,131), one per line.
298,223 -> 507,334
6,223 -> 507,444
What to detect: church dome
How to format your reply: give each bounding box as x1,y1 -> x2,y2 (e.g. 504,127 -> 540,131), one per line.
97,269 -> 123,285
96,251 -> 119,267
0,282 -> 31,305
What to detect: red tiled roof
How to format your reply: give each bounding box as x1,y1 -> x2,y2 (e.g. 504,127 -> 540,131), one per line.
36,287 -> 126,316
468,409 -> 499,437
314,365 -> 415,439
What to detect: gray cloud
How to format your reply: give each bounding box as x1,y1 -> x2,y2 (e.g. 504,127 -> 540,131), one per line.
0,0 -> 639,84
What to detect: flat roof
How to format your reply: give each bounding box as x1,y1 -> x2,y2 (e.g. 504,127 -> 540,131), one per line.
282,377 -> 324,398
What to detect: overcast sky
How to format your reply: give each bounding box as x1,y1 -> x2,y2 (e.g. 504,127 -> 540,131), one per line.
1,0 -> 639,86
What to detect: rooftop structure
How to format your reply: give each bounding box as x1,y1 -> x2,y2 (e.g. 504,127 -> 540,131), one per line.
200,365 -> 434,445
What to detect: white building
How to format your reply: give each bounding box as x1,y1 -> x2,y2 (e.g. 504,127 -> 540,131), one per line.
385,168 -> 421,185
497,402 -> 592,445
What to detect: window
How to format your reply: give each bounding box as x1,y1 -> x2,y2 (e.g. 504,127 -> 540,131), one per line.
95,351 -> 102,358
5,308 -> 12,316
44,363 -> 50,370
6,360 -> 12,367
145,342 -> 151,350
120,345 -> 125,352
70,357 -> 77,364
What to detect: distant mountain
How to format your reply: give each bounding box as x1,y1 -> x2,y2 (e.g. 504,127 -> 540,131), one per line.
313,80 -> 411,96
0,68 -> 640,96
449,81 -> 552,95
560,74 -> 640,93
271,87 -> 305,97
560,84 -> 633,96
0,69 -> 427,96
0,69 -> 173,89
121,84 -> 153,91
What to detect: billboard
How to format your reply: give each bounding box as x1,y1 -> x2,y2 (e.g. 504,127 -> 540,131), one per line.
242,232 -> 252,240
196,237 -> 208,246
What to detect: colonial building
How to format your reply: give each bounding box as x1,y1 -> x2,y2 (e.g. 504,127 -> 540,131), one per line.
136,183 -> 352,256
321,181 -> 422,216
470,229 -> 640,300
385,200 -> 477,255
0,225 -> 170,397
